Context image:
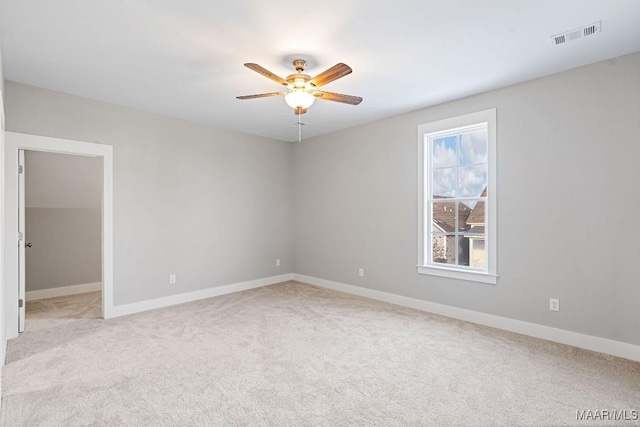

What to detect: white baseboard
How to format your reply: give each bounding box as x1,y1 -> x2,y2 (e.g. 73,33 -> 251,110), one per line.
109,273 -> 294,318
292,274 -> 640,362
26,282 -> 102,301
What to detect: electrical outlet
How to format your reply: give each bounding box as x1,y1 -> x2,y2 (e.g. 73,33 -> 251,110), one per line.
169,274 -> 176,284
549,298 -> 559,312
358,268 -> 364,277
276,259 -> 281,267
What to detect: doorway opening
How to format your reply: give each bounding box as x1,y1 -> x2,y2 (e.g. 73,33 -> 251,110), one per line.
4,132 -> 114,339
19,150 -> 103,332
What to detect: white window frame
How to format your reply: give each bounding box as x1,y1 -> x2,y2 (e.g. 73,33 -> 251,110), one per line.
417,109 -> 498,284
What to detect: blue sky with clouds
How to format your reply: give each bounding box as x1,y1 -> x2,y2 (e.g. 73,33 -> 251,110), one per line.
431,130 -> 487,199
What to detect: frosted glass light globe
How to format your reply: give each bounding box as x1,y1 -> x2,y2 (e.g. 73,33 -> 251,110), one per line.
285,90 -> 315,109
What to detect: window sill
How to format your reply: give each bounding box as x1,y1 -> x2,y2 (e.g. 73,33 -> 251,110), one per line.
417,265 -> 498,285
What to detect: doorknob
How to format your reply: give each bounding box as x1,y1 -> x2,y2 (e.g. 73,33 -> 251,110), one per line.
26,243 -> 32,248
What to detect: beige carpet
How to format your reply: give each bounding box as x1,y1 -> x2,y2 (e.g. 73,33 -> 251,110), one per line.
21,291 -> 102,333
1,281 -> 639,426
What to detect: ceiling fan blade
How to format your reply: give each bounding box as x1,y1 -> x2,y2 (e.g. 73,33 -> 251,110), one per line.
236,92 -> 287,100
312,90 -> 362,105
244,63 -> 288,86
308,63 -> 352,88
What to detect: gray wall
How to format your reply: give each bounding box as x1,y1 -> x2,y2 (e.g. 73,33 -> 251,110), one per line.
25,151 -> 102,208
1,41 -> 6,369
0,41 -> 4,95
5,82 -> 294,306
25,151 -> 102,291
293,52 -> 640,346
25,208 -> 101,291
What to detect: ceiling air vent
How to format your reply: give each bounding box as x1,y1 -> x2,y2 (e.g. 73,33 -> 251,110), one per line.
550,21 -> 601,46
553,34 -> 567,45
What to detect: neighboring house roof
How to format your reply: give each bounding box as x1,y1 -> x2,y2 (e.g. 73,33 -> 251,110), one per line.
466,187 -> 487,226
465,226 -> 485,235
432,196 -> 472,232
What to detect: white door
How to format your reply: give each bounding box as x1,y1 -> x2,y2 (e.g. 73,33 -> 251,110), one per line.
18,149 -> 26,332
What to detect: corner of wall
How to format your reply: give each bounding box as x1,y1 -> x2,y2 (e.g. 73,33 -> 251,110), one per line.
0,38 -> 6,409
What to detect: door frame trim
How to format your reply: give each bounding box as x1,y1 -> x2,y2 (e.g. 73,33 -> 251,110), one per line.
17,149 -> 25,332
4,132 -> 114,338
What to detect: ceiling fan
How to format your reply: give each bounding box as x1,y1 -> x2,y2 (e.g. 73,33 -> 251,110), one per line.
236,59 -> 363,115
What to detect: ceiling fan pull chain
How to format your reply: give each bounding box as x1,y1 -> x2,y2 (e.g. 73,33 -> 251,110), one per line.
298,112 -> 302,142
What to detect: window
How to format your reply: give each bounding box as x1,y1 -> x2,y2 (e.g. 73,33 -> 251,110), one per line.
417,109 -> 497,284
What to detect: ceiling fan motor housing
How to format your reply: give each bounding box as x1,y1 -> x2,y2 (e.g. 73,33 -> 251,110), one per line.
286,73 -> 312,89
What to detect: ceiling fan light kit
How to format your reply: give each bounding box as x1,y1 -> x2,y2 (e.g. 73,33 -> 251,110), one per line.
237,58 -> 362,115
285,90 -> 315,110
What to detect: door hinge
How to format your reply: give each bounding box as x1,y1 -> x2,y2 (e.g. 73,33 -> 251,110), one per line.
19,299 -> 24,308
18,232 -> 24,242
18,165 -> 24,174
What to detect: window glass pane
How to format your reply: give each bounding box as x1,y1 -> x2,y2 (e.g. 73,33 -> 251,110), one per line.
457,165 -> 487,197
466,199 -> 485,228
431,201 -> 456,233
465,226 -> 485,236
468,236 -> 486,268
456,236 -> 470,267
464,199 -> 479,209
432,136 -> 457,168
432,233 -> 455,264
433,167 -> 456,198
458,130 -> 487,166
457,201 -> 473,232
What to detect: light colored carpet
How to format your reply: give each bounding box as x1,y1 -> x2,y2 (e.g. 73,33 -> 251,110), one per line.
22,291 -> 102,333
1,281 -> 639,426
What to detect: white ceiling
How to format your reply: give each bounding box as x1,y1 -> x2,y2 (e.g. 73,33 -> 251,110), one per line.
1,1 -> 639,142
